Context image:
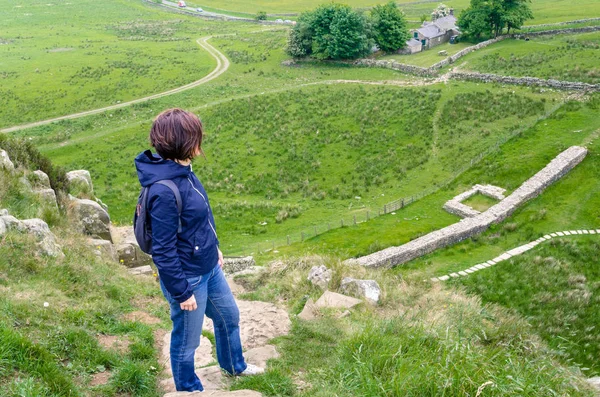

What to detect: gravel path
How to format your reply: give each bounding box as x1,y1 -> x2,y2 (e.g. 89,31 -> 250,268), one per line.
0,36 -> 229,134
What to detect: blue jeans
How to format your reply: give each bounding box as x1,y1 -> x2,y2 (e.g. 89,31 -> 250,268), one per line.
160,265 -> 247,391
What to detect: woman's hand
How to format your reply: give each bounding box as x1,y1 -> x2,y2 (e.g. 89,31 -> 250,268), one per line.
180,295 -> 197,311
218,248 -> 224,268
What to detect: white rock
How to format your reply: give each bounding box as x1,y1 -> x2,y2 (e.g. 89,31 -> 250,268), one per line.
0,149 -> 14,172
307,265 -> 332,290
66,169 -> 93,193
32,170 -> 51,188
68,196 -> 111,241
339,277 -> 381,304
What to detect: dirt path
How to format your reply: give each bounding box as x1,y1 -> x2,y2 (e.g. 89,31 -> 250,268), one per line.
0,36 -> 229,134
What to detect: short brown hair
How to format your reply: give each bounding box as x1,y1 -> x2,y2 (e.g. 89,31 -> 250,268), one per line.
150,108 -> 203,161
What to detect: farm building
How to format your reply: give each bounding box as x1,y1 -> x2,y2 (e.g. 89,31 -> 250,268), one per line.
407,11 -> 459,51
398,38 -> 423,54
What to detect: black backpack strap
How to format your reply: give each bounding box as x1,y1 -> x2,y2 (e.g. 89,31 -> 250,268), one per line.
155,180 -> 183,233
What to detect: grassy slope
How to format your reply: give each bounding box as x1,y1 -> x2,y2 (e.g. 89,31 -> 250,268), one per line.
36,82 -> 558,254
226,257 -> 596,396
455,239 -> 600,376
0,0 -> 258,128
455,32 -> 600,84
280,97 -> 600,261
167,0 -> 600,23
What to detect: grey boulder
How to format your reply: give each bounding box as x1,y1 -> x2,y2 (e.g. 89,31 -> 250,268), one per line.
66,170 -> 93,194
69,196 -> 111,241
307,265 -> 332,290
340,277 -> 381,304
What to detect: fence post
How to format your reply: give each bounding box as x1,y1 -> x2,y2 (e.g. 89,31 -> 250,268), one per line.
367,211 -> 370,221
328,223 -> 331,231
301,232 -> 304,242
341,219 -> 344,227
384,205 -> 387,214
314,226 -> 317,236
353,215 -> 356,225
287,235 -> 290,245
401,199 -> 404,208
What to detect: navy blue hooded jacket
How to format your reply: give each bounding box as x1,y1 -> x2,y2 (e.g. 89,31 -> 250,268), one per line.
135,150 -> 219,303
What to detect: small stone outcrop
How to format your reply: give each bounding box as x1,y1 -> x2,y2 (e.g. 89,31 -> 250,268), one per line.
0,149 -> 15,172
30,170 -> 58,212
87,238 -> 117,262
587,377 -> 600,391
339,278 -> 381,304
1,214 -> 63,257
66,170 -> 93,194
307,265 -> 332,290
116,243 -> 152,267
222,256 -> 255,274
68,196 -> 112,241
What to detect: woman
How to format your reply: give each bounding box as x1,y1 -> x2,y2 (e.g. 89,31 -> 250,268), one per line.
135,108 -> 263,392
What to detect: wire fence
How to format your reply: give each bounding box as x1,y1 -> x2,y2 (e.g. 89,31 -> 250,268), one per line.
225,102 -> 564,257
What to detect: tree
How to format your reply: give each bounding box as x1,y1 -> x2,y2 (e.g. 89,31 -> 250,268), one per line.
255,11 -> 267,21
431,3 -> 452,20
458,0 -> 533,38
371,1 -> 410,53
286,4 -> 373,60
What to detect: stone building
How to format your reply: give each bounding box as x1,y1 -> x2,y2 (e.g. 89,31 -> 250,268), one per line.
410,11 -> 459,51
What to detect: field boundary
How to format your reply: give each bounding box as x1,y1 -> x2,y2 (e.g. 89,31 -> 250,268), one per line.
0,36 -> 229,134
432,229 -> 599,282
354,26 -> 600,79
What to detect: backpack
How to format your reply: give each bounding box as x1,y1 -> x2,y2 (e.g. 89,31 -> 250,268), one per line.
134,180 -> 183,255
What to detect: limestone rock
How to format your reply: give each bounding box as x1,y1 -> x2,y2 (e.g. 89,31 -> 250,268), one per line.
223,256 -> 255,274
128,265 -> 154,275
588,377 -> 600,391
66,170 -> 93,194
31,170 -> 51,189
203,300 -> 290,350
0,150 -> 14,172
0,217 -> 6,236
298,298 -> 318,321
314,291 -> 362,310
339,278 -> 381,304
116,243 -> 152,267
164,391 -> 262,397
307,265 -> 332,290
1,215 -> 22,229
36,188 -> 59,211
230,266 -> 264,277
88,238 -> 117,262
0,209 -> 8,216
20,218 -> 64,258
244,345 -> 279,369
68,196 -> 111,241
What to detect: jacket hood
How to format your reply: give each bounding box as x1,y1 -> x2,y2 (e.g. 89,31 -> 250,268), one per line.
135,150 -> 191,187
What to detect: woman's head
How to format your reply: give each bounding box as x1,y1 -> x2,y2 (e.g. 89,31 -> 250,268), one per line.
150,108 -> 203,161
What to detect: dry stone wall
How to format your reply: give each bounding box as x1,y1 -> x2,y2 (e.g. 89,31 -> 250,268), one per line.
449,72 -> 600,91
352,58 -> 434,76
353,146 -> 588,268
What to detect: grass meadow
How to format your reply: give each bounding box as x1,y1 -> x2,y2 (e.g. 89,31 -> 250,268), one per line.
456,32 -> 600,84
166,0 -> 600,24
0,0 -> 260,129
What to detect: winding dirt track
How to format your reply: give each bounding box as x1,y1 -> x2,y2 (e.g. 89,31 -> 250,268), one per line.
0,37 -> 229,134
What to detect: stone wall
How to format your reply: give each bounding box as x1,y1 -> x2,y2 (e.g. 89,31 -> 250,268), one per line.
519,25 -> 600,37
523,19 -> 600,29
449,72 -> 600,91
352,58 -> 435,76
353,146 -> 588,268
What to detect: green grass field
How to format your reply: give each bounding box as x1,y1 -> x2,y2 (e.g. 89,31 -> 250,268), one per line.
0,0 -> 260,129
456,32 -> 600,84
168,0 -> 600,24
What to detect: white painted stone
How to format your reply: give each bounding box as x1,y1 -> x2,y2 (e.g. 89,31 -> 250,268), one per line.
556,232 -> 565,236
430,277 -> 439,282
543,235 -> 551,239
564,231 -> 571,235
550,233 -> 557,237
465,269 -> 474,274
588,230 -> 596,234
449,273 -> 459,278
438,275 -> 450,281
474,264 -> 485,270
582,230 -> 589,234
458,271 -> 468,276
